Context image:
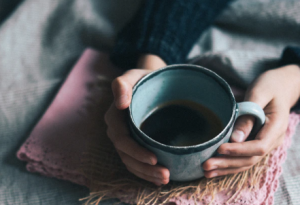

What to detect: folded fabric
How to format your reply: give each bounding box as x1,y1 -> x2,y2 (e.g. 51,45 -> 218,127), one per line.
17,48 -> 300,205
17,48 -> 122,187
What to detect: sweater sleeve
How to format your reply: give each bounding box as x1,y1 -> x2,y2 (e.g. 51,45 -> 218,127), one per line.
278,46 -> 300,67
110,0 -> 233,70
279,46 -> 300,110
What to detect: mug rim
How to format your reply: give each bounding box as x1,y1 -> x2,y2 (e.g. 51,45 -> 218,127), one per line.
128,64 -> 237,155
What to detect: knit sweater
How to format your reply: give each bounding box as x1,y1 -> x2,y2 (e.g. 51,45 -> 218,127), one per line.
111,0 -> 300,70
111,0 -> 233,69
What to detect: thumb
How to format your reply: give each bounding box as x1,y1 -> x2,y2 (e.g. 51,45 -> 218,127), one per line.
112,69 -> 151,110
231,115 -> 255,142
112,77 -> 130,110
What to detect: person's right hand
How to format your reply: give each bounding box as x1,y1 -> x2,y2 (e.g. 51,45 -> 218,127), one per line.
104,55 -> 170,186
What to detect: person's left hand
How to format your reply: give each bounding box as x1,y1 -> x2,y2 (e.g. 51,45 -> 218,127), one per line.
203,64 -> 300,178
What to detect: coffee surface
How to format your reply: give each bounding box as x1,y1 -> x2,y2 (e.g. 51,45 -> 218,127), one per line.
140,100 -> 223,146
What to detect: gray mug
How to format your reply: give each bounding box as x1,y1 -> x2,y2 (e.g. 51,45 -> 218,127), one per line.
128,64 -> 265,182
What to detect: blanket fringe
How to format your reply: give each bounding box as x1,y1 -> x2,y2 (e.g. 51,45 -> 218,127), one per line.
79,143 -> 270,205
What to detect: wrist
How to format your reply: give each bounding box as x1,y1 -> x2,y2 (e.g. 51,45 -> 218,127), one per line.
286,64 -> 300,87
280,64 -> 300,107
137,54 -> 167,71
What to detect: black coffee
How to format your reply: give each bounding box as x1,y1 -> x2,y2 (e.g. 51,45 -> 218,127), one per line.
140,100 -> 223,146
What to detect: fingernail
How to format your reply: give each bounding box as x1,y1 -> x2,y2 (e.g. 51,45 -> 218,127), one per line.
117,94 -> 128,107
231,130 -> 245,142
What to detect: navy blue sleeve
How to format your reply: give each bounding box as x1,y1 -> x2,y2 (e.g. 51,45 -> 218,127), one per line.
279,46 -> 300,110
111,0 -> 233,70
279,46 -> 300,67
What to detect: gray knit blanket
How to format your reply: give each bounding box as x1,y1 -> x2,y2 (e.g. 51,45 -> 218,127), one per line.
0,0 -> 299,204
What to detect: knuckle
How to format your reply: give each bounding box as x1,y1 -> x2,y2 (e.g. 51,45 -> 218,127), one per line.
112,77 -> 122,88
257,144 -> 268,156
111,77 -> 124,94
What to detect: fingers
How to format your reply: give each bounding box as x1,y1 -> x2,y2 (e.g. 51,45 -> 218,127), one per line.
119,151 -> 170,185
218,117 -> 286,157
204,166 -> 252,178
105,104 -> 170,185
230,78 -> 268,143
205,68 -> 293,178
112,69 -> 151,110
230,115 -> 255,142
108,128 -> 157,164
203,156 -> 261,171
218,141 -> 267,156
105,104 -> 157,165
111,77 -> 130,110
127,167 -> 168,186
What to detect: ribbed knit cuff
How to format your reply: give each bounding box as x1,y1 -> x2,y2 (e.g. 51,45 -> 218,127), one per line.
111,0 -> 233,70
279,46 -> 300,67
279,46 -> 300,110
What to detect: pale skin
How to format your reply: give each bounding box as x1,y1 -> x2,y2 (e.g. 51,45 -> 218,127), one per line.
104,54 -> 300,186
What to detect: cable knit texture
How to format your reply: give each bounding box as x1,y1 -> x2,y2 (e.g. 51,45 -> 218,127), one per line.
110,0 -> 233,69
111,0 -> 300,71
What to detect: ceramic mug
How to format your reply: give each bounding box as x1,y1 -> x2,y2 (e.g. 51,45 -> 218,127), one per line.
128,64 -> 265,182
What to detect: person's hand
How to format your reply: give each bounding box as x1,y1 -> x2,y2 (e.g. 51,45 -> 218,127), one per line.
105,54 -> 170,186
203,64 -> 300,178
